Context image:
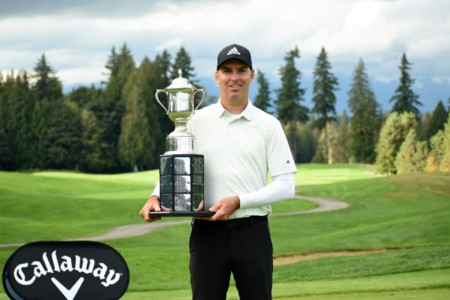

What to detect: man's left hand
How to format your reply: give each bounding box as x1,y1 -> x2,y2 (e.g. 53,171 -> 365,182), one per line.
208,196 -> 240,221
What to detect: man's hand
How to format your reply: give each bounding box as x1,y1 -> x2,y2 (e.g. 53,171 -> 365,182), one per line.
208,196 -> 240,221
139,195 -> 167,222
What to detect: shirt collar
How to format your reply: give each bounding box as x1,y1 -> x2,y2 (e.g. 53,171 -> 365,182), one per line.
214,99 -> 255,121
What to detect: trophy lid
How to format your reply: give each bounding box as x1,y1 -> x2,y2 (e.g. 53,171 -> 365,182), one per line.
165,69 -> 196,92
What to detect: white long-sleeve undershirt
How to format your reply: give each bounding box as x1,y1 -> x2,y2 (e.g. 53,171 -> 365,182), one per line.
238,172 -> 295,208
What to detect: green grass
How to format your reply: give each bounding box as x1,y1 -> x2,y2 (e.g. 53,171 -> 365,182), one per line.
1,164 -> 450,299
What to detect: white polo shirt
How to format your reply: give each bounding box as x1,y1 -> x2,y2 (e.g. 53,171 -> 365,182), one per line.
188,100 -> 297,219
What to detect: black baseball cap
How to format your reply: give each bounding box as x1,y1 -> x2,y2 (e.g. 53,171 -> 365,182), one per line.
217,44 -> 252,70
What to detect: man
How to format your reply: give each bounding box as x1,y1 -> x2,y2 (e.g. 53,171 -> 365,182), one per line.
140,44 -> 297,300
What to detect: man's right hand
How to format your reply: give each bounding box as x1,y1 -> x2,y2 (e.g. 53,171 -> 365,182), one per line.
139,195 -> 166,222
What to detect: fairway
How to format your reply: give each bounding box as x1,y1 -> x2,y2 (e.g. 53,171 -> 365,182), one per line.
1,164 -> 450,299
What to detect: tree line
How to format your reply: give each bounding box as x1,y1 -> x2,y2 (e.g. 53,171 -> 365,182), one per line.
0,44 -> 449,174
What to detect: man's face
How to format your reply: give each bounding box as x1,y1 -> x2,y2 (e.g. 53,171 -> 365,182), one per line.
215,59 -> 254,101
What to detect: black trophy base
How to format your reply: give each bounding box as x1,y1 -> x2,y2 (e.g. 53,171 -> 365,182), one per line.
158,153 -> 206,217
149,210 -> 215,217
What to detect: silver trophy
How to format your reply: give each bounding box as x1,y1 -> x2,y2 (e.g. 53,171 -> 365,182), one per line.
150,70 -> 213,217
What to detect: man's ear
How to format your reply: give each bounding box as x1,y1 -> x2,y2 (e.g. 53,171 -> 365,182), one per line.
215,71 -> 220,84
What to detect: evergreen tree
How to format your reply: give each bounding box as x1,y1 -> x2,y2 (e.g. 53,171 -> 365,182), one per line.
119,57 -> 161,171
313,121 -> 337,163
119,83 -> 152,171
69,84 -> 103,109
9,72 -> 35,169
375,112 -> 417,174
426,100 -> 448,141
0,74 -> 12,169
78,108 -> 103,172
138,57 -> 165,164
396,129 -> 428,174
68,85 -> 104,172
155,50 -> 172,87
347,58 -> 381,163
170,46 -> 197,84
295,120 -> 317,163
0,127 -> 11,170
169,46 -> 204,110
334,110 -> 351,163
91,44 -> 135,172
32,54 -> 63,101
311,47 -> 339,163
275,46 -> 309,160
31,99 -> 50,168
0,73 -> 14,169
253,69 -> 272,114
42,100 -> 83,169
30,55 -> 65,169
312,47 -> 339,129
105,46 -> 119,78
154,50 -> 175,148
389,53 -> 422,118
418,112 -> 431,141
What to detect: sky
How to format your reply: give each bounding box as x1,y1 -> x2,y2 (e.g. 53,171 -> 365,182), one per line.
1,0 -> 449,114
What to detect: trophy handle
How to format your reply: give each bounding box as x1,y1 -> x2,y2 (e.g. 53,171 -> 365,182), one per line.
194,89 -> 205,111
155,89 -> 169,114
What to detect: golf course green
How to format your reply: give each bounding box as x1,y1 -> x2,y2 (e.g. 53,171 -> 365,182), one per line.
1,164 -> 449,299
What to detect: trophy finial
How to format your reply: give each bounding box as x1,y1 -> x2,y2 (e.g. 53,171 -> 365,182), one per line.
178,69 -> 182,77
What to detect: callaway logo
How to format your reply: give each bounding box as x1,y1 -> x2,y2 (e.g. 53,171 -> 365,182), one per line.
227,47 -> 240,56
13,251 -> 122,287
3,241 -> 129,300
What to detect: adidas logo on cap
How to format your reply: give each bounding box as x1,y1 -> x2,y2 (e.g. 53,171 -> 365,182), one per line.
227,47 -> 240,56
217,44 -> 252,70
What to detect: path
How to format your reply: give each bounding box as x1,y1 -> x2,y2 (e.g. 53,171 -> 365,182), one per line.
72,194 -> 348,242
0,194 -> 348,247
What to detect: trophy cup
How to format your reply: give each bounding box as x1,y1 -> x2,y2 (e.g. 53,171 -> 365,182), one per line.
150,70 -> 213,217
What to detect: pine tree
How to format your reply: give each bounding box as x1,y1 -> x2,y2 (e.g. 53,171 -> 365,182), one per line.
0,74 -> 12,169
78,108 -> 103,172
418,112 -> 431,141
119,57 -> 162,171
389,53 -> 422,118
10,72 -> 35,169
253,69 -> 272,114
275,47 -> 309,160
295,120 -> 317,163
42,100 -> 83,169
105,46 -> 119,78
334,110 -> 351,163
30,55 -> 66,169
313,121 -> 337,163
119,82 -> 152,172
92,44 -> 135,172
312,47 -> 339,164
155,50 -> 172,87
312,47 -> 338,128
347,58 -> 381,163
170,46 -> 197,84
32,54 -> 63,101
154,50 -> 175,147
426,100 -> 448,141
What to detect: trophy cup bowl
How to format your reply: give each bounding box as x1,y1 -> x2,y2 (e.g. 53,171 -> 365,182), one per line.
150,70 -> 213,217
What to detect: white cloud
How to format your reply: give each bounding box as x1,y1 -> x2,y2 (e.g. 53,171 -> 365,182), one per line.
432,76 -> 450,85
0,0 -> 448,110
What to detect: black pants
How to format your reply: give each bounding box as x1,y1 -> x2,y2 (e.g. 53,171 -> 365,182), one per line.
189,216 -> 273,300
